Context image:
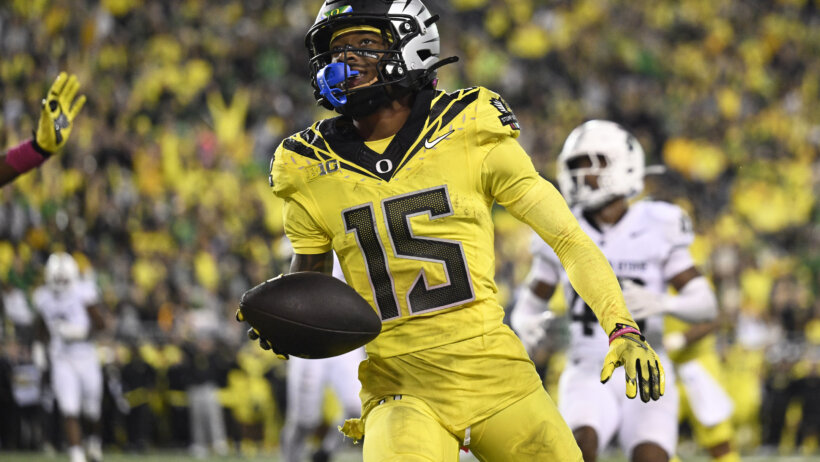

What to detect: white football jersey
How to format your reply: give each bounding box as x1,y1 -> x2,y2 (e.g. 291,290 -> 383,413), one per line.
32,280 -> 100,359
530,200 -> 695,361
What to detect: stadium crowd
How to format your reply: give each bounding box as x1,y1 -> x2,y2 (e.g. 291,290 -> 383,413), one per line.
1,0 -> 818,458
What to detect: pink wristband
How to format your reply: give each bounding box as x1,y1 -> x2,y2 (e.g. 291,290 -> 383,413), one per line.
609,326 -> 641,345
5,140 -> 47,173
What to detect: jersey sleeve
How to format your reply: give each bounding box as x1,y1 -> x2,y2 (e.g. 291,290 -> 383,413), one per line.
473,87 -> 521,147
270,131 -> 332,255
78,281 -> 100,306
649,202 -> 696,280
283,198 -> 332,255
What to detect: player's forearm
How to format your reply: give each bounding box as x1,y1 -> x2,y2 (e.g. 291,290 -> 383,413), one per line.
661,276 -> 718,323
1,139 -> 49,187
290,252 -> 334,274
684,321 -> 718,344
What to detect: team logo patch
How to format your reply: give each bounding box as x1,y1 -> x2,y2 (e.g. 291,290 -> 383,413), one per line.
324,5 -> 353,17
490,97 -> 520,130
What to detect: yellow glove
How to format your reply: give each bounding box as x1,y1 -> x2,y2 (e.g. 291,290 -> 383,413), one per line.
35,72 -> 86,154
600,323 -> 665,403
235,308 -> 289,360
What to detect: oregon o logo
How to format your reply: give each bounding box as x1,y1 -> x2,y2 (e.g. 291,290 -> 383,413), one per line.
375,159 -> 393,174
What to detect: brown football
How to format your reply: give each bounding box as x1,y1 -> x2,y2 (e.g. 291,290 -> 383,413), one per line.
239,272 -> 381,359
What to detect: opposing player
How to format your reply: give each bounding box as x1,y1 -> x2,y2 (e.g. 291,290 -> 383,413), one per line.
238,3 -> 664,460
33,253 -> 105,462
280,255 -> 364,462
512,120 -> 719,462
664,318 -> 740,462
0,72 -> 86,187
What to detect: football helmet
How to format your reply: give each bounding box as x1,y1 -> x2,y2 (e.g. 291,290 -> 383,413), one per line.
45,252 -> 79,292
305,0 -> 456,117
556,120 -> 645,210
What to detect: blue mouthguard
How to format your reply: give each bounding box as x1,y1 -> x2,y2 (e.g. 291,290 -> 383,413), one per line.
317,62 -> 359,108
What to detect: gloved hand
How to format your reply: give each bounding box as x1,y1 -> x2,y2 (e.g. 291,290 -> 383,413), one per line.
235,308 -> 289,360
600,323 -> 665,402
34,72 -> 86,154
621,280 -> 665,320
512,311 -> 553,355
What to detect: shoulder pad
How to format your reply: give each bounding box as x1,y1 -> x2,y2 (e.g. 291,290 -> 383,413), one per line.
473,87 -> 521,146
641,201 -> 694,248
269,128 -> 320,199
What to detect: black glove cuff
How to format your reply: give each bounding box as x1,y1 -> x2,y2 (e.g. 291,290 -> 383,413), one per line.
30,134 -> 52,158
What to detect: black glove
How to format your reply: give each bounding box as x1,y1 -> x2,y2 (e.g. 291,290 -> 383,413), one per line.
235,308 -> 289,360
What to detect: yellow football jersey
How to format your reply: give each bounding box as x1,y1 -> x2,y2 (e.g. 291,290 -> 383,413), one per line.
271,86 -> 527,358
270,85 -> 636,433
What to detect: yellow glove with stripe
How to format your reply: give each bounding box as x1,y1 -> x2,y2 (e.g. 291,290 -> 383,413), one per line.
600,323 -> 665,403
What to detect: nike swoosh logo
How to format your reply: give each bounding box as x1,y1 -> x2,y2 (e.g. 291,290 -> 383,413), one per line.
424,129 -> 454,149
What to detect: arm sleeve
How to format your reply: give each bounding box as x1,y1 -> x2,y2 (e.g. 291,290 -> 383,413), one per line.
481,136 -> 636,334
282,198 -> 332,255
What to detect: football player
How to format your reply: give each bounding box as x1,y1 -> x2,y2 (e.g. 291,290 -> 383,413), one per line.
33,253 -> 106,462
664,318 -> 740,462
512,120 -> 719,462
280,255 -> 365,462
238,2 -> 663,460
0,72 -> 86,187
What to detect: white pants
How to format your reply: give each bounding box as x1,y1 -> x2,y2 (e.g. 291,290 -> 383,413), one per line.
677,359 -> 733,426
281,348 -> 364,462
558,356 -> 679,458
50,352 -> 102,419
285,348 -> 364,426
187,383 -> 227,454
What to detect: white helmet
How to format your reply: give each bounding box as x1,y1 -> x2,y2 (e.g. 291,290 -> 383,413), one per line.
45,252 -> 79,292
556,120 -> 645,210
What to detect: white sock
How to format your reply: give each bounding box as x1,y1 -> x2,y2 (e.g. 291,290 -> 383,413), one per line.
69,445 -> 87,462
86,435 -> 103,461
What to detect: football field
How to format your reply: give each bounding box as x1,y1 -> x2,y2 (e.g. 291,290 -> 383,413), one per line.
2,451 -> 820,461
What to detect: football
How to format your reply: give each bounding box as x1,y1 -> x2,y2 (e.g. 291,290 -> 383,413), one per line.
239,272 -> 381,359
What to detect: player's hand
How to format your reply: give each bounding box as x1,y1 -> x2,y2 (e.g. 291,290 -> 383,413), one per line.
235,308 -> 289,360
600,323 -> 665,402
35,72 -> 86,154
621,280 -> 665,320
512,311 -> 553,355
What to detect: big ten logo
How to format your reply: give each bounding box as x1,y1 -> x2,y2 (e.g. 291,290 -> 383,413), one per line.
307,159 -> 340,181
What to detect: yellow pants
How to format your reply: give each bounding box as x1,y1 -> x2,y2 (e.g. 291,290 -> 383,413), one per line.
362,387 -> 582,461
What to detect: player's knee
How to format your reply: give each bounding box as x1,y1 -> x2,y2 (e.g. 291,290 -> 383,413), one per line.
631,442 -> 669,462
573,426 -> 598,461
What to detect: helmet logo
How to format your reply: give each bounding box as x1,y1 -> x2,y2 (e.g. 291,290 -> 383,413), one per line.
324,5 -> 353,18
